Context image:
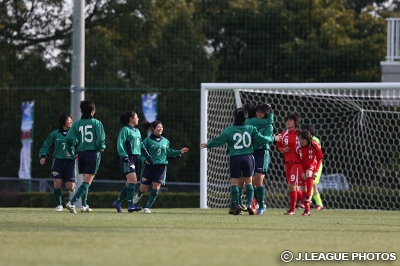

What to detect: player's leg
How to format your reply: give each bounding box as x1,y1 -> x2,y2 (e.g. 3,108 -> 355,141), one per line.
228,156 -> 243,215
285,163 -> 301,215
240,154 -> 256,215
143,165 -> 165,213
53,178 -> 63,211
51,159 -> 63,210
114,180 -> 128,212
313,165 -> 324,210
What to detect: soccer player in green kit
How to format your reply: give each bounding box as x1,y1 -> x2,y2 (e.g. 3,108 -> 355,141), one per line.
65,100 -> 106,213
301,124 -> 325,210
200,107 -> 276,215
245,103 -> 278,215
112,111 -> 153,213
39,113 -> 76,211
132,120 -> 189,213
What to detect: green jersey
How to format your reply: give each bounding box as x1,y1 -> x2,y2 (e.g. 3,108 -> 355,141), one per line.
206,124 -> 274,156
117,125 -> 149,158
245,113 -> 274,150
66,118 -> 106,153
142,134 -> 182,165
39,129 -> 75,160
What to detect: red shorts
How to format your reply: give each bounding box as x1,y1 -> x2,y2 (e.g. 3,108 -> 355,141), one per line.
285,163 -> 304,186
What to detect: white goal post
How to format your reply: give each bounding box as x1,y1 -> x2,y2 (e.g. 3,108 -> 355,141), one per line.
200,83 -> 400,210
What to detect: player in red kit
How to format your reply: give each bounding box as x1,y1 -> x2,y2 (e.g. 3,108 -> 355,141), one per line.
297,130 -> 324,216
276,112 -> 303,215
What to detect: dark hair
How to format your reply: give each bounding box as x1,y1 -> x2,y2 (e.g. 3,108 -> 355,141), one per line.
256,104 -> 271,116
299,130 -> 317,150
301,123 -> 316,136
243,103 -> 256,118
58,113 -> 72,130
142,120 -> 162,132
286,112 -> 301,128
120,110 -> 137,125
234,107 -> 248,125
80,100 -> 95,119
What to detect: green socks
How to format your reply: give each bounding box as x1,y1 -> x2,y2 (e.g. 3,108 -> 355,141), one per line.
145,190 -> 159,209
245,184 -> 254,207
256,186 -> 265,208
71,182 -> 90,205
115,186 -> 127,204
313,193 -> 323,206
238,187 -> 244,205
231,185 -> 240,208
127,183 -> 136,207
53,188 -> 62,206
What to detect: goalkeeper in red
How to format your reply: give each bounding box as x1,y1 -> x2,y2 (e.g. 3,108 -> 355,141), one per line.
297,130 -> 324,216
200,107 -> 275,215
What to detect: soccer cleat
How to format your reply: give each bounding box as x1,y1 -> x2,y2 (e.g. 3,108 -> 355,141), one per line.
228,209 -> 234,215
133,194 -> 142,204
240,205 -> 247,211
314,205 -> 325,210
80,205 -> 92,212
296,203 -> 305,209
302,210 -> 311,216
55,205 -> 63,212
284,210 -> 295,215
128,205 -> 142,213
113,201 -> 123,213
247,205 -> 255,215
144,208 -> 151,214
65,202 -> 77,214
233,205 -> 242,215
257,208 -> 265,215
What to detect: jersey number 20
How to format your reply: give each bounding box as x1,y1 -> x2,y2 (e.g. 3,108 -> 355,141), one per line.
233,132 -> 251,149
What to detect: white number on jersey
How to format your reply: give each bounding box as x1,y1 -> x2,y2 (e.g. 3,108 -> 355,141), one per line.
78,125 -> 93,143
233,132 -> 251,149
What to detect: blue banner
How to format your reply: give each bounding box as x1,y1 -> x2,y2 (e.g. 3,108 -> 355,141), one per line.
18,101 -> 34,179
142,93 -> 158,123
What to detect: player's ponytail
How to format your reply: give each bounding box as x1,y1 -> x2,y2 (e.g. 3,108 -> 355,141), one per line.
120,111 -> 136,125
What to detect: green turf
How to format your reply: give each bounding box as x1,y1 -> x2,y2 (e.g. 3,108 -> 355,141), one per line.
0,208 -> 399,266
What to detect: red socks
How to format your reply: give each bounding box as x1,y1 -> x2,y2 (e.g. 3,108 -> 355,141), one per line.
289,191 -> 297,212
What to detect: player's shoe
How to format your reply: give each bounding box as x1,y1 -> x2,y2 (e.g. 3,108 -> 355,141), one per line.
113,201 -> 123,213
80,205 -> 92,212
240,205 -> 247,211
284,210 -> 295,215
228,209 -> 234,215
55,205 -> 63,212
302,210 -> 311,216
128,205 -> 142,213
133,194 -> 142,204
257,208 -> 265,215
314,205 -> 325,210
65,202 -> 77,214
247,205 -> 255,215
296,203 -> 305,209
144,208 -> 151,214
233,205 -> 242,215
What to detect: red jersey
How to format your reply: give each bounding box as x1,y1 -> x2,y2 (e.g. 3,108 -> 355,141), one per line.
297,140 -> 323,172
276,129 -> 300,163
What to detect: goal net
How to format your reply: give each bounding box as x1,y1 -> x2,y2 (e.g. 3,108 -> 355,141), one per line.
200,83 -> 400,210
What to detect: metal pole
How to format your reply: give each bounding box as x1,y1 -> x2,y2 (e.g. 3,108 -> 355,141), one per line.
70,0 -> 85,208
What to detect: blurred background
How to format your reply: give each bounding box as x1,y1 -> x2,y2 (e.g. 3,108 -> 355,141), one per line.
0,0 -> 399,196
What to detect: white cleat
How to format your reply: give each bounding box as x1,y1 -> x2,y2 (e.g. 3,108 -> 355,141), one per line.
66,202 -> 77,214
144,208 -> 151,214
80,205 -> 92,212
55,205 -> 63,212
133,194 -> 142,204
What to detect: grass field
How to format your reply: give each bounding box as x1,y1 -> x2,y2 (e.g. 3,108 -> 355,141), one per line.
0,208 -> 399,266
